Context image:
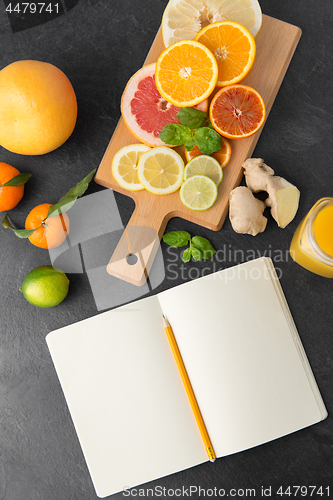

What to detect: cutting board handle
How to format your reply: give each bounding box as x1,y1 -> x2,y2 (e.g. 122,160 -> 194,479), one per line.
107,202 -> 169,286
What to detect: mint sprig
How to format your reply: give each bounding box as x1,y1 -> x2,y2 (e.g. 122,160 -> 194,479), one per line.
159,107 -> 222,155
2,169 -> 96,239
162,230 -> 216,263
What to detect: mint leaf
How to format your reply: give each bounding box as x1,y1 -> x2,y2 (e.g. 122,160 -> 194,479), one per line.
207,119 -> 215,129
194,127 -> 222,155
184,138 -> 196,151
46,169 -> 96,218
162,231 -> 191,247
177,107 -> 207,129
191,246 -> 203,261
3,173 -> 31,187
191,236 -> 216,259
2,214 -> 41,238
182,247 -> 192,263
159,124 -> 192,146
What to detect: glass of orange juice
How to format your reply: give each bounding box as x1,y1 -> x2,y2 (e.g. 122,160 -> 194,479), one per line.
290,198 -> 333,278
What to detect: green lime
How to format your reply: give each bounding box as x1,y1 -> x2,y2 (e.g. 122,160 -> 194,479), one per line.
180,175 -> 218,211
184,155 -> 223,186
20,265 -> 70,308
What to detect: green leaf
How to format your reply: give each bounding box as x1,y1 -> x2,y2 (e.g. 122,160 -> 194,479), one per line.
3,173 -> 32,187
159,124 -> 192,146
46,169 -> 96,218
207,119 -> 215,129
177,107 -> 207,129
162,230 -> 191,247
194,127 -> 222,155
191,246 -> 203,261
191,235 -> 216,259
182,247 -> 192,263
2,214 -> 40,238
184,138 -> 196,151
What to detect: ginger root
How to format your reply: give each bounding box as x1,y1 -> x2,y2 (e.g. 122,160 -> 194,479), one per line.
242,158 -> 274,192
229,186 -> 267,236
242,158 -> 300,228
265,176 -> 300,228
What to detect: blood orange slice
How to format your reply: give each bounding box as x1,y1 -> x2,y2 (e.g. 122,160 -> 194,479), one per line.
210,84 -> 266,139
121,63 -> 208,147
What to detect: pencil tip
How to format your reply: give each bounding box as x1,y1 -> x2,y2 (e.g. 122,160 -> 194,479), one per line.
210,459 -> 216,463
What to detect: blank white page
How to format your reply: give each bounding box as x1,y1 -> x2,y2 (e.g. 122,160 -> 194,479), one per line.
46,296 -> 207,498
157,257 -> 327,457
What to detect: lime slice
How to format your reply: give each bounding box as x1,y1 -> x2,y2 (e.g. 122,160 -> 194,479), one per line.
180,174 -> 218,211
138,146 -> 184,195
112,143 -> 151,191
184,155 -> 223,186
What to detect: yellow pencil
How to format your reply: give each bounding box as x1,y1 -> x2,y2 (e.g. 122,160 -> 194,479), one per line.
163,315 -> 216,462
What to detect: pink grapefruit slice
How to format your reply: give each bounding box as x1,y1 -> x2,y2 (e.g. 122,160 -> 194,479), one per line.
121,63 -> 208,147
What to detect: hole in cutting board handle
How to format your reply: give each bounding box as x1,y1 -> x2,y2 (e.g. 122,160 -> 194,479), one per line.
126,254 -> 138,266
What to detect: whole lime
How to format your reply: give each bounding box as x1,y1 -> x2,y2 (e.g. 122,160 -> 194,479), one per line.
20,265 -> 70,308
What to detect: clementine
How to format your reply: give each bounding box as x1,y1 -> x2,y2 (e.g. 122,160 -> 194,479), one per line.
0,162 -> 25,212
25,203 -> 70,249
0,60 -> 77,155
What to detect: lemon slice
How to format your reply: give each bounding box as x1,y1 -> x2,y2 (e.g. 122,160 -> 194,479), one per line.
162,0 -> 262,47
184,155 -> 223,186
138,146 -> 184,195
180,174 -> 218,210
112,144 -> 151,191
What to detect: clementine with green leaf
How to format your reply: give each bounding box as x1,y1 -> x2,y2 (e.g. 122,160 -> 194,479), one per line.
25,203 -> 70,249
0,162 -> 27,212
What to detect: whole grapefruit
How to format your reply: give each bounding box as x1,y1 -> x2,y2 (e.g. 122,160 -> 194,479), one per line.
0,60 -> 77,155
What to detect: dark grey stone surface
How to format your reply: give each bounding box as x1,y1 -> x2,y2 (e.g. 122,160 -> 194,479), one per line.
0,1 -> 332,499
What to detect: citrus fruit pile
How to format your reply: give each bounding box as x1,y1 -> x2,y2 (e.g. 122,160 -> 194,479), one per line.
113,0 -> 266,211
162,0 -> 262,46
112,0 -> 266,210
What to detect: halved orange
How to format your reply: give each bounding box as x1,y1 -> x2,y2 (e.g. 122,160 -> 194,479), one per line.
185,138 -> 231,169
194,21 -> 256,87
155,39 -> 218,107
210,84 -> 266,139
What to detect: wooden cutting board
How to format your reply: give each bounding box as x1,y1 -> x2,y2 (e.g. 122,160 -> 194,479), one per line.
95,15 -> 302,286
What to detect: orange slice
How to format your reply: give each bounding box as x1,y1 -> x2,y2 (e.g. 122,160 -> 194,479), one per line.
155,40 -> 218,107
185,137 -> 231,169
210,84 -> 266,139
194,21 -> 256,87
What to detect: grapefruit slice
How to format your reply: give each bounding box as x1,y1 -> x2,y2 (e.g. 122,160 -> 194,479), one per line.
121,63 -> 208,147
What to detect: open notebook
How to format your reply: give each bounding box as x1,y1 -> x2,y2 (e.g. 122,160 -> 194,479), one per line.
46,257 -> 327,498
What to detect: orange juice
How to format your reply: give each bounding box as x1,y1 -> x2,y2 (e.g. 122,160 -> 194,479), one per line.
290,198 -> 333,278
313,204 -> 333,257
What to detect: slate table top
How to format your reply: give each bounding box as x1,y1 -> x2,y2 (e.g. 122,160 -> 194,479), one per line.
0,1 -> 332,499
